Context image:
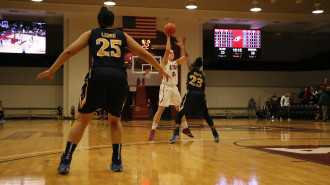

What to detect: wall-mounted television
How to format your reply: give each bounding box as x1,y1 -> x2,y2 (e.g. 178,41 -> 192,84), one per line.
0,20 -> 46,54
214,29 -> 261,59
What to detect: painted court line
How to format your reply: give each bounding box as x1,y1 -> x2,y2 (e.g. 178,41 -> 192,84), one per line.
0,136 -> 325,161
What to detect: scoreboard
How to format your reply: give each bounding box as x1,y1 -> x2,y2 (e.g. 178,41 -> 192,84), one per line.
214,29 -> 261,59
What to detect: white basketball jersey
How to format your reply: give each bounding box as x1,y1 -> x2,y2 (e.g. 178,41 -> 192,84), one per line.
162,60 -> 178,86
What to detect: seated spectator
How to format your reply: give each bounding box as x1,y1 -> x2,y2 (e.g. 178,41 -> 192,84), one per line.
0,101 -> 4,123
70,105 -> 76,120
299,87 -> 311,104
310,86 -> 319,104
57,106 -> 63,120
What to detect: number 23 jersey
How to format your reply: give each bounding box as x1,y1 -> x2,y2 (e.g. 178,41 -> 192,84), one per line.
89,28 -> 127,69
186,68 -> 205,91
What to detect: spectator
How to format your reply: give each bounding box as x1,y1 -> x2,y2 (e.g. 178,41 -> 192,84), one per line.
147,99 -> 153,120
320,77 -> 329,89
288,93 -> 293,106
299,87 -> 311,104
270,92 -> 280,119
57,106 -> 63,120
265,98 -> 271,109
318,89 -> 330,121
70,105 -> 76,120
0,100 -> 5,123
280,92 -> 291,121
310,86 -> 319,104
248,98 -> 257,118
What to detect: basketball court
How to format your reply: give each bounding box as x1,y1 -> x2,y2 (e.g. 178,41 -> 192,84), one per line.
0,118 -> 329,184
1,0 -> 330,184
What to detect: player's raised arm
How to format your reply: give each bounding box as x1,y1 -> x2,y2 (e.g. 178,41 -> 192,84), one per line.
124,33 -> 170,80
182,36 -> 192,70
175,36 -> 186,66
160,35 -> 171,68
36,30 -> 91,81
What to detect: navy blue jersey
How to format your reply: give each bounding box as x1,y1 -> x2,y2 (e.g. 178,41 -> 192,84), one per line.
89,28 -> 127,69
186,68 -> 206,91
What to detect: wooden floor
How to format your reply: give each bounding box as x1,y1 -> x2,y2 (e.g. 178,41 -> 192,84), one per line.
0,118 -> 329,185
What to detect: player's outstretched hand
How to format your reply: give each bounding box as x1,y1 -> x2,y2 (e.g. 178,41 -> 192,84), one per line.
158,70 -> 171,81
182,36 -> 187,46
36,69 -> 55,81
175,37 -> 183,48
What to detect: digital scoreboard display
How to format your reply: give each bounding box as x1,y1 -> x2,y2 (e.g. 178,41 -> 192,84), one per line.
214,29 -> 261,59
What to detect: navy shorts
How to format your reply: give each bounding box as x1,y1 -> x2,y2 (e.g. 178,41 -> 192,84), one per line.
179,90 -> 208,116
78,67 -> 128,117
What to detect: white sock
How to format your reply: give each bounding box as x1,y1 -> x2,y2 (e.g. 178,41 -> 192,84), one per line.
181,121 -> 188,129
151,123 -> 158,130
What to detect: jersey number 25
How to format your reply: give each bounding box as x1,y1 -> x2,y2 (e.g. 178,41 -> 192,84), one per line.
96,38 -> 122,58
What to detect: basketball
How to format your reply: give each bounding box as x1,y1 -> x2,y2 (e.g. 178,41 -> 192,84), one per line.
165,23 -> 176,36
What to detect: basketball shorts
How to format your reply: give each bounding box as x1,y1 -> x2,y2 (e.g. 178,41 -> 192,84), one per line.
78,67 -> 128,117
179,90 -> 208,115
158,84 -> 181,107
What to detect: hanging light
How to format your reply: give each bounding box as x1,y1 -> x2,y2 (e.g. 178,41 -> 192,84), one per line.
312,1 -> 324,14
250,0 -> 262,12
104,0 -> 116,6
31,0 -> 43,2
186,0 -> 197,9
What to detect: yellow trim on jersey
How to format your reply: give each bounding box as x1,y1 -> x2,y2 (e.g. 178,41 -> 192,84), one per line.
121,97 -> 127,112
79,80 -> 88,109
79,68 -> 92,109
179,93 -> 187,111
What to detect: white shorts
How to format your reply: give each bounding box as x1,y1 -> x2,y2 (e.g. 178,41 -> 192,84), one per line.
158,84 -> 181,107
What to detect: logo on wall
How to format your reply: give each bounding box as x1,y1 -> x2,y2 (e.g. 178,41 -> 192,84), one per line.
141,39 -> 151,50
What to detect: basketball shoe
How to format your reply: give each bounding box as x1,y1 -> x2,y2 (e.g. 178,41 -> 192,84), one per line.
58,153 -> 71,174
149,130 -> 156,141
214,136 -> 220,142
110,154 -> 123,172
182,128 -> 194,137
169,128 -> 180,144
212,129 -> 220,142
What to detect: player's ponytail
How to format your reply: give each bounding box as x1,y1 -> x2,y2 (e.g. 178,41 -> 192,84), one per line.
193,57 -> 203,68
98,6 -> 114,28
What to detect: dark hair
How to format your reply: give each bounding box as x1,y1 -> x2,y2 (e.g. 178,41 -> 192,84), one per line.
98,6 -> 114,28
193,57 -> 203,68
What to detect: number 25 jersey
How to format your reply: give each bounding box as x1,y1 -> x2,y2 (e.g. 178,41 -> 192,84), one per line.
89,28 -> 127,69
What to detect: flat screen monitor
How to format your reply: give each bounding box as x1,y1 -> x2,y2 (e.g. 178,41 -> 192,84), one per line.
214,29 -> 261,59
0,20 -> 46,54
